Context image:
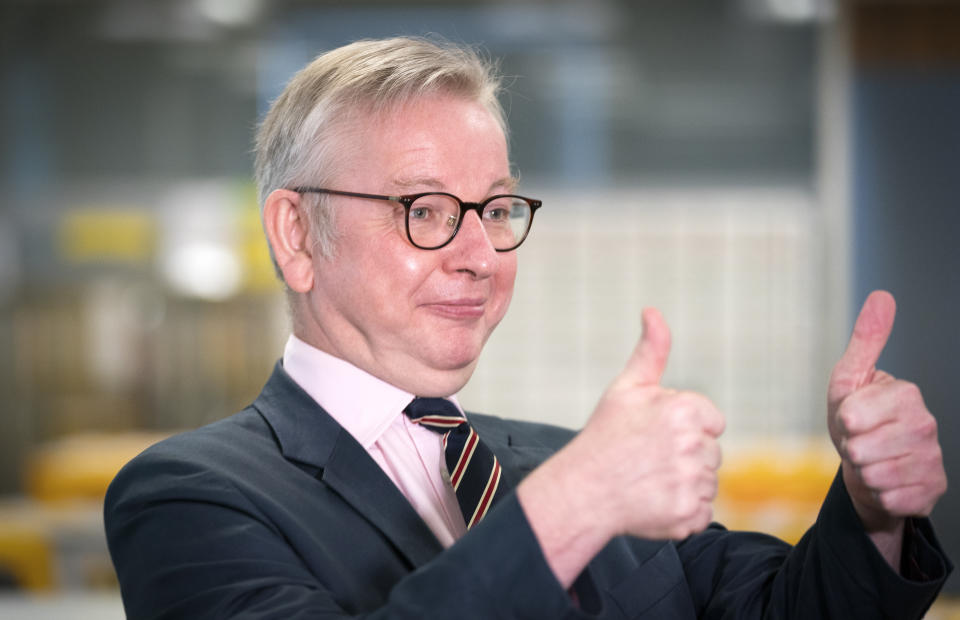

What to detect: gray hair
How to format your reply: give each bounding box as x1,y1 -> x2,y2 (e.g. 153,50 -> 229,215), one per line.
254,37 -> 507,267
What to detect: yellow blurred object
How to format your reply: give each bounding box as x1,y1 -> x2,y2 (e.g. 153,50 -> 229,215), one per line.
0,522 -> 54,590
927,596 -> 960,620
716,440 -> 839,544
235,184 -> 281,294
24,432 -> 170,503
238,207 -> 281,293
59,208 -> 155,264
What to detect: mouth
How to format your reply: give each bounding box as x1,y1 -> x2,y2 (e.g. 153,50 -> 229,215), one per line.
422,298 -> 487,319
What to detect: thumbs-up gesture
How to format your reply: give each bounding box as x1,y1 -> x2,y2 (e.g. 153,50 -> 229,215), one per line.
584,308 -> 725,539
572,307 -> 726,540
518,307 -> 725,586
828,291 -> 946,534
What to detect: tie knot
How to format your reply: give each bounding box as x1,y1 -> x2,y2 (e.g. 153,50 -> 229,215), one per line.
404,397 -> 467,433
404,397 -> 505,529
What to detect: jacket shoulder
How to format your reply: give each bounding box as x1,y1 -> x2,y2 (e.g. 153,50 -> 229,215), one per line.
467,411 -> 577,450
103,407 -> 285,518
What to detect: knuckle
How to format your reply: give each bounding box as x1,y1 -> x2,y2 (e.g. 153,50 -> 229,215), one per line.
663,410 -> 691,438
674,493 -> 699,521
704,478 -> 719,502
715,410 -> 727,435
894,380 -> 923,405
876,490 -> 900,514
673,390 -> 703,407
699,506 -> 714,530
683,433 -> 705,455
669,400 -> 698,426
666,430 -> 689,454
704,482 -> 719,502
918,494 -> 939,516
859,463 -> 885,488
915,413 -> 938,439
931,444 -> 944,467
905,497 -> 930,517
704,408 -> 725,436
836,402 -> 860,434
677,392 -> 724,435
706,439 -> 723,469
844,437 -> 865,464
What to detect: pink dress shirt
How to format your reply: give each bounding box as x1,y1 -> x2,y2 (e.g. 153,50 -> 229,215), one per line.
282,335 -> 467,547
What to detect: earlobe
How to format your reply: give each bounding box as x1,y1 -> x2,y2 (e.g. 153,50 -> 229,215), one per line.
263,189 -> 314,293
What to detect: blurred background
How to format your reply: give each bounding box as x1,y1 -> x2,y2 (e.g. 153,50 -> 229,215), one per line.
0,0 -> 958,616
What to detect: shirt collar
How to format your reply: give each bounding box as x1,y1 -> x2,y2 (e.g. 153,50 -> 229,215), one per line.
282,334 -> 463,449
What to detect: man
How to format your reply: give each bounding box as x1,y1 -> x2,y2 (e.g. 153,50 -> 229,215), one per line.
105,37 -> 951,618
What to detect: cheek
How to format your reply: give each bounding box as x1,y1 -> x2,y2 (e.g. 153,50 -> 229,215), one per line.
373,243 -> 437,300
400,253 -> 427,276
493,257 -> 518,310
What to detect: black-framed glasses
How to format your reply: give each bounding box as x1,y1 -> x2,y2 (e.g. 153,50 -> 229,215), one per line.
292,187 -> 542,252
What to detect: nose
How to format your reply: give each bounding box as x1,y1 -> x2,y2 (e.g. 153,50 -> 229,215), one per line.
443,211 -> 497,278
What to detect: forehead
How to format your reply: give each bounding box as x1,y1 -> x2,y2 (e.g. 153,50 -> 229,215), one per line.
332,94 -> 511,191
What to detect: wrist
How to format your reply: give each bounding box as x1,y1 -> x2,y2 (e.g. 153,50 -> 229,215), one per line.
841,461 -> 904,533
517,443 -> 616,587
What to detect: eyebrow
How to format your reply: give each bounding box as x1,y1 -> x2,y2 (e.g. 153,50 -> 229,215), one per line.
496,177 -> 519,193
392,176 -> 519,195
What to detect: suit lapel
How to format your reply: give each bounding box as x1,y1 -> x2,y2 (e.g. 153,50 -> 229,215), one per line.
253,363 -> 444,569
322,433 -> 444,567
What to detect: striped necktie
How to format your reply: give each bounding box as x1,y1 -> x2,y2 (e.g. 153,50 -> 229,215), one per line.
404,397 -> 505,529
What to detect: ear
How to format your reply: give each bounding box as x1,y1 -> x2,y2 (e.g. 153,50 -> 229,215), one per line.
263,189 -> 315,293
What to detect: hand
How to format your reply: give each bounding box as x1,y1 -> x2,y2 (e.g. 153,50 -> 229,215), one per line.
582,307 -> 725,540
827,290 -> 946,534
567,307 -> 726,541
517,309 -> 724,587
518,308 -> 725,586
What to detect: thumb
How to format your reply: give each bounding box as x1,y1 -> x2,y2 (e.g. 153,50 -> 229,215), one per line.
618,307 -> 672,387
829,290 -> 896,403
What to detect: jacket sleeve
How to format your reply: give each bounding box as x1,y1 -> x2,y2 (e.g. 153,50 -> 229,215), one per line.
675,471 -> 952,619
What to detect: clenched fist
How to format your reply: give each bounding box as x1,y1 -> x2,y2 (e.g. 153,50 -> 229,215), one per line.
827,291 -> 947,537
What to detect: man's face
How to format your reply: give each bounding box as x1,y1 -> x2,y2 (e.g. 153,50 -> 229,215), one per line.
299,94 -> 518,396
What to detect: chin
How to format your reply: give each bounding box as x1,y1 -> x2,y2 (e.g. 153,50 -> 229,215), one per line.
427,353 -> 480,377
436,339 -> 486,369
396,362 -> 473,398
411,351 -> 481,396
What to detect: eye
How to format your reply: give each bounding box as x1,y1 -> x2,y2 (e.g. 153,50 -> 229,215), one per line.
483,198 -> 514,224
485,207 -> 509,222
409,195 -> 459,228
409,197 -> 447,221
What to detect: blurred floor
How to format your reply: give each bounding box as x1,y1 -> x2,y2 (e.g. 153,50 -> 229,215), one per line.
0,594 -> 124,619
0,593 -> 957,618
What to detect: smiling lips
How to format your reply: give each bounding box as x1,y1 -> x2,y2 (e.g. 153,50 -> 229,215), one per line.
423,298 -> 487,319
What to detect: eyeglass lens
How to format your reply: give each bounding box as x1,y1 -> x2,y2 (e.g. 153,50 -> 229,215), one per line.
407,195 -> 532,250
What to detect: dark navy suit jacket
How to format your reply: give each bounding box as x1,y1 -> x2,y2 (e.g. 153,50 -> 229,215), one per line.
104,363 -> 951,618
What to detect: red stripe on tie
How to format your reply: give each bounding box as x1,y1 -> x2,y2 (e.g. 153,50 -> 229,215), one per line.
450,430 -> 479,489
414,415 -> 464,428
467,460 -> 501,529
